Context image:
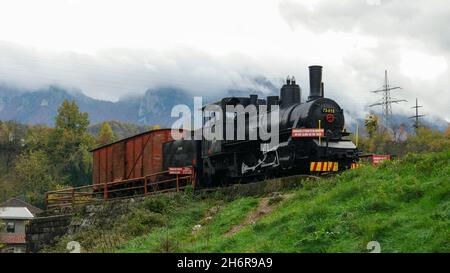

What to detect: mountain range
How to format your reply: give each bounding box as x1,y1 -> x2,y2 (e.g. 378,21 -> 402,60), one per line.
0,82 -> 447,133
0,85 -> 204,127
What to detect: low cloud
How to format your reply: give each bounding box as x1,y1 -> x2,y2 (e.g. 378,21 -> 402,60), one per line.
0,0 -> 449,125
0,41 -> 279,101
278,0 -> 450,122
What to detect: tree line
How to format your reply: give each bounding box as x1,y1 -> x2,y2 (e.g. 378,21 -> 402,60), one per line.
0,100 -> 117,207
353,114 -> 450,156
0,100 -> 448,208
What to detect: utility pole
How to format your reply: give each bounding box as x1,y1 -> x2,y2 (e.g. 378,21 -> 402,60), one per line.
369,70 -> 406,130
409,98 -> 425,131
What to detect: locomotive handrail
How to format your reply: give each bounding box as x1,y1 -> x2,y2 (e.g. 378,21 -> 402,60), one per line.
45,168 -> 195,209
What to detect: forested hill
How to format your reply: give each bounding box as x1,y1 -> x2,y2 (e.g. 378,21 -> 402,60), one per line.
87,121 -> 148,140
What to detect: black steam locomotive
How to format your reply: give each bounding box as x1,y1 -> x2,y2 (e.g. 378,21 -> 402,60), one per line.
163,65 -> 359,187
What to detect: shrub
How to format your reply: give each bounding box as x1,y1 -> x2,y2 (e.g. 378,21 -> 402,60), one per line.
143,195 -> 173,213
124,209 -> 166,236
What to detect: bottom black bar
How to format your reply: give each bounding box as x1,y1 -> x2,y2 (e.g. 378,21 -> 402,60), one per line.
0,253 -> 445,272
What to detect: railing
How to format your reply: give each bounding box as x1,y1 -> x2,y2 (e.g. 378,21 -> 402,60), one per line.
45,169 -> 195,209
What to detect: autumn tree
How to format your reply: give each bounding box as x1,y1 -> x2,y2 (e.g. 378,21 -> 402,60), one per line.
55,100 -> 89,135
406,127 -> 450,153
445,124 -> 450,139
364,114 -> 379,139
48,99 -> 95,187
0,176 -> 14,202
97,122 -> 116,146
0,121 -> 27,172
24,124 -> 52,152
13,151 -> 57,207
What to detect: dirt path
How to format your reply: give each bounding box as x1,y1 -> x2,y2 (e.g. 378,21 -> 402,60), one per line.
224,195 -> 287,237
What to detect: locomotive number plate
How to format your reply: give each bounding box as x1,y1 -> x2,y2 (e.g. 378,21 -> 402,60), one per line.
322,107 -> 335,114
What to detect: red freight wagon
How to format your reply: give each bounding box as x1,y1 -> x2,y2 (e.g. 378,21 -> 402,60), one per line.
91,129 -> 174,190
45,129 -> 195,208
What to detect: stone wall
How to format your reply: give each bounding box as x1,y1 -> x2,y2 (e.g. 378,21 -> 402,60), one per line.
25,197 -> 147,253
26,214 -> 73,253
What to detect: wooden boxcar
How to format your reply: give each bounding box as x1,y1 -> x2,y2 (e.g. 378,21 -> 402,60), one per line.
91,129 -> 174,190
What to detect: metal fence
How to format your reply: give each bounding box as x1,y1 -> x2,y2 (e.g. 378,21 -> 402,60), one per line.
45,169 -> 195,209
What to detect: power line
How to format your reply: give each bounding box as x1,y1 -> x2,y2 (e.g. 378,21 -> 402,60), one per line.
409,98 -> 425,130
369,70 -> 406,129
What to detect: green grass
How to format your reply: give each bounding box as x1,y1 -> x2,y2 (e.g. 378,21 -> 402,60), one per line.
120,196 -> 260,252
48,150 -> 450,253
119,150 -> 449,253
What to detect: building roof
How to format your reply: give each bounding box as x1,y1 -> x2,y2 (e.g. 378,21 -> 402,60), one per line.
0,207 -> 34,220
0,233 -> 26,244
0,198 -> 43,216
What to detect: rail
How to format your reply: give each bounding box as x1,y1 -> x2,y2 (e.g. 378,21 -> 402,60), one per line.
45,168 -> 195,209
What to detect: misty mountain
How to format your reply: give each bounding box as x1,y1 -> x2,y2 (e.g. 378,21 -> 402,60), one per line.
0,85 -> 196,127
0,81 -> 447,133
0,85 -> 137,125
0,78 -> 275,127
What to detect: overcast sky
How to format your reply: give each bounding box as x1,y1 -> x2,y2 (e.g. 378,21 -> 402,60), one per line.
0,0 -> 449,122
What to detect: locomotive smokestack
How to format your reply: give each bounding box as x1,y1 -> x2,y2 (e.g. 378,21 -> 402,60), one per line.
308,65 -> 323,101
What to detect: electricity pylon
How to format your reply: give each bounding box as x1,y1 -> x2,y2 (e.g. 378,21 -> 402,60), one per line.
369,70 -> 406,129
409,98 -> 425,130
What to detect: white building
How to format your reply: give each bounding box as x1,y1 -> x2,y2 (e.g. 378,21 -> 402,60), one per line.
0,206 -> 35,253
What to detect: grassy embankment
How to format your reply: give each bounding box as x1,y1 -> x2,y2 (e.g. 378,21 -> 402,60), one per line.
49,150 -> 449,253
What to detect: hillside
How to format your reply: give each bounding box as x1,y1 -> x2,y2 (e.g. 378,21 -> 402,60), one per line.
45,150 -> 449,253
87,120 -> 149,140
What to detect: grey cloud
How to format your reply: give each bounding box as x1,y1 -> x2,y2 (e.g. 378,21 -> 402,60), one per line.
278,0 -> 450,122
1,0 -> 450,125
0,41 -> 274,101
279,0 -> 450,52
